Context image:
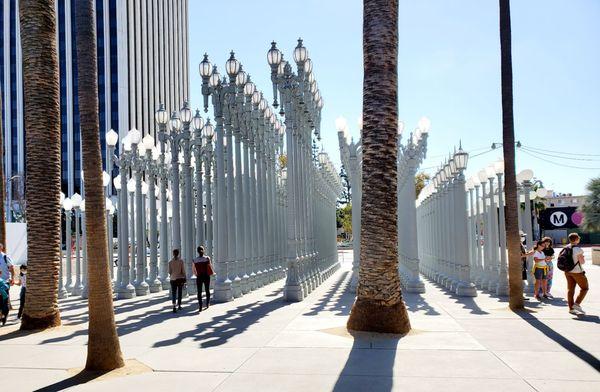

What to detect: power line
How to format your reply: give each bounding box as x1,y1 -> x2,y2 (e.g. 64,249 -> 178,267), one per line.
518,149 -> 600,170
521,144 -> 600,157
520,146 -> 600,162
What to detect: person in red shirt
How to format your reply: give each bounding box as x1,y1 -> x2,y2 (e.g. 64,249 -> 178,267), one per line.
192,246 -> 213,312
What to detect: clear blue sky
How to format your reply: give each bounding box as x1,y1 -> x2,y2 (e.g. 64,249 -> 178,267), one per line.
188,0 -> 600,196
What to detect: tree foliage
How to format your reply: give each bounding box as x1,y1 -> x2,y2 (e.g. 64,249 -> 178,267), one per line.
580,177 -> 600,232
336,204 -> 352,238
414,172 -> 430,199
337,165 -> 351,206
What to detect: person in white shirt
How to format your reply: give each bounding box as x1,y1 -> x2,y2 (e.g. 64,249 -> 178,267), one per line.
17,265 -> 27,319
565,233 -> 588,315
532,240 -> 549,300
0,243 -> 15,285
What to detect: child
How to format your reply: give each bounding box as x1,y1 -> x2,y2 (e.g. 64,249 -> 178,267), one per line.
542,237 -> 555,297
17,265 -> 27,319
0,270 -> 9,326
532,240 -> 549,300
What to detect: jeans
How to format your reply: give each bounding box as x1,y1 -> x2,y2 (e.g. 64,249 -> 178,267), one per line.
196,274 -> 210,308
565,272 -> 589,309
170,280 -> 183,307
18,287 -> 26,318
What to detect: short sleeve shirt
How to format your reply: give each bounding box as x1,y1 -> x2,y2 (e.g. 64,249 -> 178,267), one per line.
0,253 -> 12,282
533,251 -> 547,268
571,247 -> 584,273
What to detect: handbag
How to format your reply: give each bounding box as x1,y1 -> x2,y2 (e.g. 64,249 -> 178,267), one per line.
206,263 -> 215,276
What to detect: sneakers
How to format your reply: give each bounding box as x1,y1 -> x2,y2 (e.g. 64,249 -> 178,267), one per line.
573,304 -> 586,315
1,315 -> 6,326
569,309 -> 580,315
172,305 -> 177,313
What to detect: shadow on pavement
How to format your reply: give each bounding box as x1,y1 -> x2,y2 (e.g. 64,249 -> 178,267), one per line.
303,271 -> 351,316
33,369 -> 107,392
515,310 -> 600,371
332,330 -> 400,392
152,295 -> 292,348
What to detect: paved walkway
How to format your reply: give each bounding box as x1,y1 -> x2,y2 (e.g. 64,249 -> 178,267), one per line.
0,250 -> 598,391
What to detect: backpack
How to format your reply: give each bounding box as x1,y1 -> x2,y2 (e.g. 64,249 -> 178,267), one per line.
557,246 -> 577,272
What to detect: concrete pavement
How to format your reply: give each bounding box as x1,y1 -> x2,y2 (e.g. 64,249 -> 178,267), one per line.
0,249 -> 598,391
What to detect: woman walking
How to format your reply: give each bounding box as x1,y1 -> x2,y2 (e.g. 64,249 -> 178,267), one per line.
168,249 -> 186,313
192,246 -> 213,312
532,240 -> 549,300
542,237 -> 555,297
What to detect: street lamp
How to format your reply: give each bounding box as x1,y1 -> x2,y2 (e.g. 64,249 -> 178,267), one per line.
71,192 -> 83,296
61,197 -> 73,298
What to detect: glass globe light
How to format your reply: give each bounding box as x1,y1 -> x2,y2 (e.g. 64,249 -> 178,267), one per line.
477,169 -> 488,184
493,159 -> 505,175
180,101 -> 192,123
169,111 -> 182,132
199,53 -> 212,78
141,181 -> 148,195
202,119 -> 215,139
151,146 -> 160,161
304,58 -> 313,74
293,38 -> 308,64
236,68 -> 247,86
317,97 -> 324,108
113,175 -> 121,190
417,116 -> 431,134
252,90 -> 261,105
192,110 -> 204,131
244,81 -> 256,96
71,192 -> 82,208
106,129 -> 119,147
155,103 -> 169,125
259,98 -> 268,111
277,60 -> 287,76
225,51 -> 240,77
142,134 -> 155,151
127,179 -> 135,193
62,197 -> 73,211
335,116 -> 347,132
267,41 -> 282,66
102,171 -> 111,187
307,72 -> 315,84
516,169 -> 534,183
128,128 -> 141,145
485,165 -> 496,179
310,80 -> 317,94
209,66 -> 221,87
264,106 -> 273,119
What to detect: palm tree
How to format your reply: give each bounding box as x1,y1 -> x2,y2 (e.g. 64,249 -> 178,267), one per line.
499,0 -> 524,310
19,0 -> 62,329
580,177 -> 600,232
75,0 -> 124,370
347,0 -> 411,334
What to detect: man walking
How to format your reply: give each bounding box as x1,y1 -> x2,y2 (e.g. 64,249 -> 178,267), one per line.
564,233 -> 589,315
0,244 -> 15,325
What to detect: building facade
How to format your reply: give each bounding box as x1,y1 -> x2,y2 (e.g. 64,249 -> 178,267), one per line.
1,0 -> 189,220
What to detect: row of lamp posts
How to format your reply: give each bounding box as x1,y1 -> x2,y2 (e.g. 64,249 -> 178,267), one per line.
55,39 -> 340,304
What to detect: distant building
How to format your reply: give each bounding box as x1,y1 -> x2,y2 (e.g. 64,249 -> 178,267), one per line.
1,0 -> 189,221
543,192 -> 586,208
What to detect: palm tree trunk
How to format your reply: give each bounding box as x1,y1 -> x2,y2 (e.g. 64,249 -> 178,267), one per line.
75,0 -> 124,370
19,0 -> 62,330
499,0 -> 524,310
347,0 -> 411,334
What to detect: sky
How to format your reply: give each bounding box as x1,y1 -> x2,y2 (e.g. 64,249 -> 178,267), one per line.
188,0 -> 600,196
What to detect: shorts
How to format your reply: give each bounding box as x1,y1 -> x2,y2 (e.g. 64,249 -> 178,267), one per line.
534,267 -> 547,280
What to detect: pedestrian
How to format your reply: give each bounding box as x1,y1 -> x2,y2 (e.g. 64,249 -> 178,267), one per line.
532,240 -> 549,300
559,233 -> 588,315
542,237 -> 555,297
192,246 -> 213,312
0,244 -> 15,311
520,231 -> 533,281
0,271 -> 9,326
17,265 -> 27,319
168,249 -> 186,313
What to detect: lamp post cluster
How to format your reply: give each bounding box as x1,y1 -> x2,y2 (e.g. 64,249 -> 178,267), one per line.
416,143 -> 477,297
55,40 -> 340,305
266,39 -> 341,302
397,118 -> 430,293
336,117 -> 362,292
